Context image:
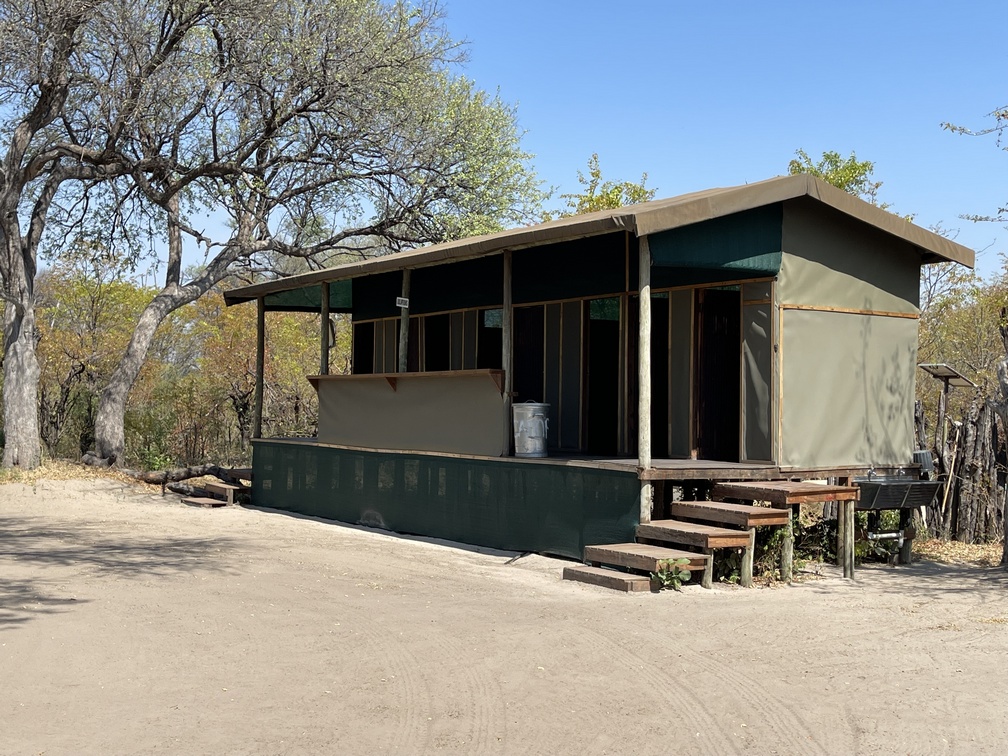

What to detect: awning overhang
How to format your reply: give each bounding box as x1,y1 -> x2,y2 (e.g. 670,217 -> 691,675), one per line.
225,174 -> 975,312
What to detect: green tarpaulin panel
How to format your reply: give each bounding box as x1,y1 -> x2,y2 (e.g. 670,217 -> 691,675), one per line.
353,256 -> 505,321
263,280 -> 352,312
649,205 -> 784,281
513,232 -> 627,304
252,441 -> 640,559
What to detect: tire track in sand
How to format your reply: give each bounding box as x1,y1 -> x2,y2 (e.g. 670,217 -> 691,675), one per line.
416,621 -> 505,754
580,625 -> 742,754
336,605 -> 434,753
679,646 -> 831,755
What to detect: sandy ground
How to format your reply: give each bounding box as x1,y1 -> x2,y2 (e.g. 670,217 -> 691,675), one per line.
1,478 -> 1007,755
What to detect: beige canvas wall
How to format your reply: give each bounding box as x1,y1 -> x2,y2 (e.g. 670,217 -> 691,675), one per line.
778,199 -> 921,469
780,199 -> 920,313
779,308 -> 917,469
314,372 -> 507,456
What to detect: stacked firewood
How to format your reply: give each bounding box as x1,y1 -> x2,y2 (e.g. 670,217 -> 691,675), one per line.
919,396 -> 1006,545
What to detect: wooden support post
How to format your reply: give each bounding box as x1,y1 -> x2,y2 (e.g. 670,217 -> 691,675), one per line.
780,505 -> 794,583
320,281 -> 330,376
638,235 -> 653,524
252,295 -> 265,439
502,251 -> 514,456
898,507 -> 913,565
740,527 -> 755,588
836,496 -> 846,569
397,269 -> 411,373
843,500 -> 855,579
701,548 -> 713,589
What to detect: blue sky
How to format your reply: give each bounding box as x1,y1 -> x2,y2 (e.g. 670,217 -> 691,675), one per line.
441,0 -> 1006,276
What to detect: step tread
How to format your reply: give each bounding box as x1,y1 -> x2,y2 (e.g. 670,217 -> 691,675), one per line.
584,542 -> 708,573
562,565 -> 652,592
638,519 -> 753,549
712,481 -> 858,506
670,500 -> 790,527
182,496 -> 228,508
205,481 -> 246,493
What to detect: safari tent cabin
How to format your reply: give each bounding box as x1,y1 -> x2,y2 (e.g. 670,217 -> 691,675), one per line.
224,174 -> 973,559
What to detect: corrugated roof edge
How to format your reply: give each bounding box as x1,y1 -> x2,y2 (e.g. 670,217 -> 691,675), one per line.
224,174 -> 975,306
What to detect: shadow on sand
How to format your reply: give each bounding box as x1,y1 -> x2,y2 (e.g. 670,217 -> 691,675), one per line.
0,513 -> 236,629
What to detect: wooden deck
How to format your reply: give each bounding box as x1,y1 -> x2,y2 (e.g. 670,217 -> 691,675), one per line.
253,438 -> 878,482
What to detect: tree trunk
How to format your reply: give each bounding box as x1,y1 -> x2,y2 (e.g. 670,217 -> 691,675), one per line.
914,399 -> 928,454
994,309 -> 1008,566
2,299 -> 41,468
93,294 -> 178,463
91,196 -> 218,465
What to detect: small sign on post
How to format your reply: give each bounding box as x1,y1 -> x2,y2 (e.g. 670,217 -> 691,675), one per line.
396,296 -> 410,309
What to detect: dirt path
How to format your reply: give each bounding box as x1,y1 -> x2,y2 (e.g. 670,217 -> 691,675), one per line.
1,477 -> 1006,754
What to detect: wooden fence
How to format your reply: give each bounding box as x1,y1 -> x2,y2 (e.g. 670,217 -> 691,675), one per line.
917,397 -> 1006,543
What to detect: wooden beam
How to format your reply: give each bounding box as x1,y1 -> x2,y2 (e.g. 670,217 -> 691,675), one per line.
320,281 -> 330,375
502,251 -> 514,456
638,235 -> 652,524
253,295 -> 265,439
780,303 -> 919,320
397,269 -> 411,373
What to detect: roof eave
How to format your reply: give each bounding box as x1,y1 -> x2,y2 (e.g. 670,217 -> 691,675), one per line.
223,174 -> 975,307
223,212 -> 637,306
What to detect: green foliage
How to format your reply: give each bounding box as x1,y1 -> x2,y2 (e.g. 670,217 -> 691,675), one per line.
35,263 -> 336,470
918,265 -> 1006,421
650,557 -> 692,591
551,153 -> 657,218
35,262 -> 158,459
788,148 -> 887,208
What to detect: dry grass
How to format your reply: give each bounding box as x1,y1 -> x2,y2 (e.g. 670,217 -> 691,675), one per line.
913,537 -> 1004,567
0,459 -> 159,492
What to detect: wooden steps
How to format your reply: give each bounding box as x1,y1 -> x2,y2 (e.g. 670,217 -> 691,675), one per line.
584,543 -> 708,574
562,565 -> 652,593
669,500 -> 790,528
564,479 -> 848,594
565,496 -> 799,593
637,519 -> 752,549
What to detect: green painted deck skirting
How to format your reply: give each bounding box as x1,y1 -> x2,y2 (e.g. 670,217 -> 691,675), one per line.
252,440 -> 640,560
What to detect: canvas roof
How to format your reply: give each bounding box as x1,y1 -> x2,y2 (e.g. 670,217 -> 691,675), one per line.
224,173 -> 975,307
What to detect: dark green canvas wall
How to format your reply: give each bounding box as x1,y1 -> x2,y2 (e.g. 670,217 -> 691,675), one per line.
252,440 -> 640,559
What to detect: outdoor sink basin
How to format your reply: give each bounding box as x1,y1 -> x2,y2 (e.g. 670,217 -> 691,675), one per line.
853,476 -> 942,510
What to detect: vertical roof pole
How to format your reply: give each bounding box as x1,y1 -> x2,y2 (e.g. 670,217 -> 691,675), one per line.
502,251 -> 514,456
397,269 -> 411,373
320,281 -> 330,375
638,235 -> 653,524
253,295 -> 265,439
